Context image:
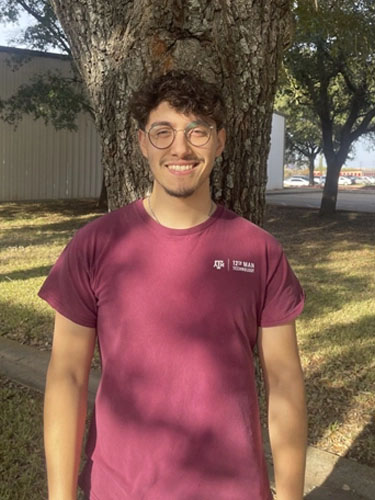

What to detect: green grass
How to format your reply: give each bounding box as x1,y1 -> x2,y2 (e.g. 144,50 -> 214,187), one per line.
0,200 -> 104,349
0,377 -> 87,500
263,205 -> 375,466
0,200 -> 374,475
0,376 -> 46,500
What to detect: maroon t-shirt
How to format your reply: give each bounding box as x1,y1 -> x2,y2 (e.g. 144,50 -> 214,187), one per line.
39,200 -> 304,500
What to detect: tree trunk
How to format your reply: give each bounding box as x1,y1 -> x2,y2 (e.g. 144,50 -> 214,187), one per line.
97,175 -> 108,210
308,156 -> 315,186
319,161 -> 341,215
50,0 -> 292,225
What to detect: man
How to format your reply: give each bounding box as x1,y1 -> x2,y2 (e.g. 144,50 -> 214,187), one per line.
40,70 -> 307,500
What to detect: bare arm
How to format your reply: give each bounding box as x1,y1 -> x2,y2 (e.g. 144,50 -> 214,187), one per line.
44,312 -> 96,500
257,321 -> 307,500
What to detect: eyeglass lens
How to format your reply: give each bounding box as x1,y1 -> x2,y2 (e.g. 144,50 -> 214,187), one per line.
148,123 -> 211,149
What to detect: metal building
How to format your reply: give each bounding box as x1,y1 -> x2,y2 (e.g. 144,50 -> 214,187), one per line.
0,46 -> 102,201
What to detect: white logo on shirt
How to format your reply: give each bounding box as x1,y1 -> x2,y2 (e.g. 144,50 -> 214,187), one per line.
213,259 -> 256,273
232,260 -> 255,273
213,260 -> 225,270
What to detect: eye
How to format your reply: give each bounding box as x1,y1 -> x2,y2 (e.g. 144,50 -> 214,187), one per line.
152,127 -> 173,138
189,126 -> 209,138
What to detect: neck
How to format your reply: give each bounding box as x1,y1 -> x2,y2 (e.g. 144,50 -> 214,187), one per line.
144,183 -> 215,229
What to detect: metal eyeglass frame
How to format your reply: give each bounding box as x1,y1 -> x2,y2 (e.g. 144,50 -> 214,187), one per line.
145,121 -> 214,149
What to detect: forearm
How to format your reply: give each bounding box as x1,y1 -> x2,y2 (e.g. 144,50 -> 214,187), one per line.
268,373 -> 307,500
44,364 -> 89,500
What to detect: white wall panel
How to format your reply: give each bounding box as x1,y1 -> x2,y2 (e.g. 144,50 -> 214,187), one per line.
267,112 -> 285,190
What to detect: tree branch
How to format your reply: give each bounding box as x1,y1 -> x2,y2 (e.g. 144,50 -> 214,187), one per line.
17,0 -> 70,53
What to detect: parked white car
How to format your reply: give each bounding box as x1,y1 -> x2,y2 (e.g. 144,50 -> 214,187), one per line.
361,176 -> 375,185
338,176 -> 352,185
284,176 -> 310,187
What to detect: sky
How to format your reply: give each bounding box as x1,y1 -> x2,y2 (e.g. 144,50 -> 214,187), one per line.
0,12 -> 34,49
0,14 -> 374,169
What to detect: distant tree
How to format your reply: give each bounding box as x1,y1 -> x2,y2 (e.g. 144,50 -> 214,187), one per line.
283,0 -> 375,214
276,84 -> 322,185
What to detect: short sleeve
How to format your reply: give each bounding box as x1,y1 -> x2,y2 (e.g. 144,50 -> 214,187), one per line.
259,241 -> 305,327
38,229 -> 98,328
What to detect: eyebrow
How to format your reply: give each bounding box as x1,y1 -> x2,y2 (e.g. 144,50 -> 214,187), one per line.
149,121 -> 172,127
149,119 -> 209,128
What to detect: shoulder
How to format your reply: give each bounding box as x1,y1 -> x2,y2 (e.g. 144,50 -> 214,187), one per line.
219,206 -> 283,252
66,201 -> 141,258
74,200 -> 139,240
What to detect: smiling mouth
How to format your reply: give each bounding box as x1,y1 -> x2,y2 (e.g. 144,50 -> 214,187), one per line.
166,162 -> 200,172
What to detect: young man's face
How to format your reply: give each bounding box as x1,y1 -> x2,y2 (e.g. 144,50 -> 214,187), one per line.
138,101 -> 226,199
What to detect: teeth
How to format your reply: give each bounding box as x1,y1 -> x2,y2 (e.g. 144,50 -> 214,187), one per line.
167,164 -> 196,171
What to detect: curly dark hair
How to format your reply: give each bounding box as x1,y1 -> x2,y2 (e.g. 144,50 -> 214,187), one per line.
129,70 -> 226,131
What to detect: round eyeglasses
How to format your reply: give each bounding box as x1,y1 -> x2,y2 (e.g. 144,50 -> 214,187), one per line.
146,122 -> 214,149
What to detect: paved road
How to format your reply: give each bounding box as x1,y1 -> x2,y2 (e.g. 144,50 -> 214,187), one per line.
266,189 -> 375,213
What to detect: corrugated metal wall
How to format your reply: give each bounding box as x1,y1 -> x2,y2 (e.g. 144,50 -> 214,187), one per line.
0,48 -> 102,201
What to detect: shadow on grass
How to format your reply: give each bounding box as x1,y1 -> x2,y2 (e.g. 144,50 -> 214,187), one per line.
302,314 -> 375,467
264,205 -> 375,251
345,413 -> 375,465
1,216 -> 103,249
0,265 -> 53,282
264,205 -> 375,492
0,298 -> 54,348
299,266 -> 372,320
0,199 -> 103,222
0,376 -> 46,500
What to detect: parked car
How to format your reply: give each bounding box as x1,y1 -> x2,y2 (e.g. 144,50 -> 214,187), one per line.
361,176 -> 375,185
319,176 -> 326,185
338,176 -> 352,185
284,176 -> 310,187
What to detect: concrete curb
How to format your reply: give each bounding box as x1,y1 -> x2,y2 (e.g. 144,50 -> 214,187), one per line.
0,336 -> 100,405
1,336 -> 374,499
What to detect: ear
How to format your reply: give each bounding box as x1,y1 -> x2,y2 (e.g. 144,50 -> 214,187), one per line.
138,129 -> 149,159
215,128 -> 226,158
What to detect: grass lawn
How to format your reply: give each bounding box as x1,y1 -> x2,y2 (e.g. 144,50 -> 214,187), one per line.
0,199 -> 374,482
0,376 -> 46,499
263,204 -> 375,467
0,376 -> 87,500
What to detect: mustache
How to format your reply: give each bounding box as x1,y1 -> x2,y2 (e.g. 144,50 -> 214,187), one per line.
162,156 -> 201,164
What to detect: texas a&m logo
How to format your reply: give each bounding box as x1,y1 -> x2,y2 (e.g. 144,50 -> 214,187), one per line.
213,260 -> 225,270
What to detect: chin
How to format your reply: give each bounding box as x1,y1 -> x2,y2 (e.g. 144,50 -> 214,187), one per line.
163,187 -> 197,198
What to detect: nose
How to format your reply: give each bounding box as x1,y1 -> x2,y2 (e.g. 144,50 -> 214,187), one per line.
170,129 -> 192,156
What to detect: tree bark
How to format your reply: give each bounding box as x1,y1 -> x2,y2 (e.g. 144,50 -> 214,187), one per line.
319,161 -> 340,215
320,121 -> 353,215
97,175 -> 108,210
50,0 -> 292,225
308,155 -> 315,186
